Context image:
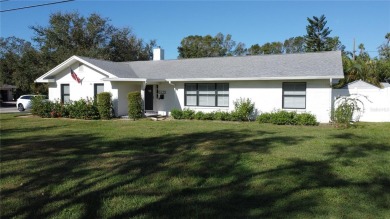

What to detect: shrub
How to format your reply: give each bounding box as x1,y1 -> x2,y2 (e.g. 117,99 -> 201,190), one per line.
332,96 -> 364,128
170,109 -> 183,119
128,91 -> 143,121
182,108 -> 195,119
194,111 -> 205,120
232,98 -> 255,121
214,111 -> 231,121
257,110 -> 318,126
296,113 -> 318,126
31,96 -> 52,118
67,98 -> 99,120
271,110 -> 298,125
203,112 -> 215,120
256,112 -> 272,123
50,101 -> 68,118
97,92 -> 113,120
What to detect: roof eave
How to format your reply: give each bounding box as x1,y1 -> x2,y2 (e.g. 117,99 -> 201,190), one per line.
102,78 -> 146,82
166,76 -> 344,82
35,56 -> 117,83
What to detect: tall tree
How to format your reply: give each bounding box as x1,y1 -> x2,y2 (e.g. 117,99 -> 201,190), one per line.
378,33 -> 390,60
0,37 -> 47,95
247,44 -> 262,55
1,12 -> 156,96
247,41 -> 283,55
31,12 -> 155,65
304,15 -> 332,52
177,33 -> 245,58
284,36 -> 305,53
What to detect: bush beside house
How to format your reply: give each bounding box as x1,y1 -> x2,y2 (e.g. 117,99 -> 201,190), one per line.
97,92 -> 113,120
128,91 -> 143,121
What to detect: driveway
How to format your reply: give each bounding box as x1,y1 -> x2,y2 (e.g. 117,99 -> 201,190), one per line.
0,101 -> 20,113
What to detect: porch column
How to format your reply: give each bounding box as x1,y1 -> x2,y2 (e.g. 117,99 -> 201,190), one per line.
141,81 -> 146,112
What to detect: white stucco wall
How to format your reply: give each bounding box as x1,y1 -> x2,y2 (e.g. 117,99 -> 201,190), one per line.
157,80 -> 332,123
152,83 -> 181,116
106,81 -> 141,116
47,64 -> 335,122
48,63 -> 107,101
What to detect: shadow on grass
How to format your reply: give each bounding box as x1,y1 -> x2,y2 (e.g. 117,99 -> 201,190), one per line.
1,123 -> 389,218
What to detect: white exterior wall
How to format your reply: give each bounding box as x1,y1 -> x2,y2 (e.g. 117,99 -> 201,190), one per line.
48,63 -> 106,101
333,86 -> 390,122
157,80 -> 332,123
152,83 -> 181,116
106,81 -> 141,116
47,62 -> 143,117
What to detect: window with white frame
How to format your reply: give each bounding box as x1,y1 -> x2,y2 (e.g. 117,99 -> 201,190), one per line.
185,83 -> 229,107
282,82 -> 306,109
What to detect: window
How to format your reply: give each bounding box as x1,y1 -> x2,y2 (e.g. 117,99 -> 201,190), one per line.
94,84 -> 104,98
61,84 -> 70,103
282,82 -> 306,109
21,96 -> 33,100
185,83 -> 229,107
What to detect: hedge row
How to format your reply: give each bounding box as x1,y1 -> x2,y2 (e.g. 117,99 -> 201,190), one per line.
171,109 -> 236,121
256,110 -> 318,126
171,109 -> 318,126
31,93 -> 113,120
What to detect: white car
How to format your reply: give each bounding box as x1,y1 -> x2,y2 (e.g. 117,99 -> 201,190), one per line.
16,95 -> 47,112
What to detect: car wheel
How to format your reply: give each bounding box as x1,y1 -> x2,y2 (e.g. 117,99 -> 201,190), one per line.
18,103 -> 25,112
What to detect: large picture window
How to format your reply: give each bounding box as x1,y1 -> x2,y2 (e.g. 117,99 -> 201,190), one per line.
61,84 -> 70,103
282,82 -> 306,109
185,83 -> 229,107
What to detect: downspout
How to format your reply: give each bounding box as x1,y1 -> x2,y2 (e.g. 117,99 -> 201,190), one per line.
141,79 -> 147,114
330,77 -> 334,122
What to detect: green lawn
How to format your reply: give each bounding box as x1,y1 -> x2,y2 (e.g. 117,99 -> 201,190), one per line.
1,113 -> 389,218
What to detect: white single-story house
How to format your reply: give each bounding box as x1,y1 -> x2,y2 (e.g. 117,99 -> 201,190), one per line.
333,80 -> 390,122
35,49 -> 344,123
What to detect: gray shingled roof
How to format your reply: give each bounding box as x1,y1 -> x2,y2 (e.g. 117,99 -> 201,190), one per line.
78,51 -> 343,80
78,56 -> 138,78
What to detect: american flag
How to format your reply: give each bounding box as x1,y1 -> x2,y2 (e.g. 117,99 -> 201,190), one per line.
70,68 -> 81,83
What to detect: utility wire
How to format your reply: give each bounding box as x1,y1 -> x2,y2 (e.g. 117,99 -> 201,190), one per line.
0,0 -> 12,3
0,0 -> 75,13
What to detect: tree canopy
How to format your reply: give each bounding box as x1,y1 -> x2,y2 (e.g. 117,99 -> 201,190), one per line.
0,12 -> 157,96
177,33 -> 246,58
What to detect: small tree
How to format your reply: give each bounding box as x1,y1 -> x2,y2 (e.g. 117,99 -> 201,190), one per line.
233,98 -> 255,121
128,91 -> 143,120
332,95 -> 366,128
97,92 -> 113,119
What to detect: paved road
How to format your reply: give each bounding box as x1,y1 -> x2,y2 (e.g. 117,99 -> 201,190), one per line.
0,101 -> 20,113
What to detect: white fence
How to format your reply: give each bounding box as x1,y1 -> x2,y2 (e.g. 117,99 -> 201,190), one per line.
332,81 -> 390,122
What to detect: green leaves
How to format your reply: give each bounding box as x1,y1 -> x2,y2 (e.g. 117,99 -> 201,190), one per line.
128,91 -> 143,121
304,15 -> 333,52
178,33 -> 245,58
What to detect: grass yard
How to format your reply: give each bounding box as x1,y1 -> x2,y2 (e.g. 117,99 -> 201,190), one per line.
1,113 -> 389,218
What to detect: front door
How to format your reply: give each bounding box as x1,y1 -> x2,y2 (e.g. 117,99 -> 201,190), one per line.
145,85 -> 153,110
